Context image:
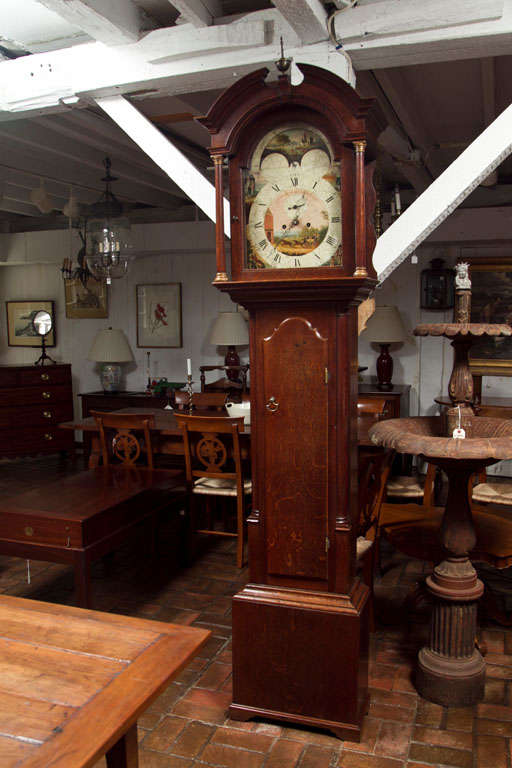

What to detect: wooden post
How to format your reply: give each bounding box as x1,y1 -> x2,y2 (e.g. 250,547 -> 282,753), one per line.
353,140 -> 368,277
213,155 -> 228,282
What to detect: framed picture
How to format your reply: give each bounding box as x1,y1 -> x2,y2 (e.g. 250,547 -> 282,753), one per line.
6,300 -> 56,347
468,258 -> 512,376
64,278 -> 108,319
136,283 -> 182,348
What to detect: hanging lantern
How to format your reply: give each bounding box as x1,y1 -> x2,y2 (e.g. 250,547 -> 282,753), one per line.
85,158 -> 133,285
421,258 -> 455,310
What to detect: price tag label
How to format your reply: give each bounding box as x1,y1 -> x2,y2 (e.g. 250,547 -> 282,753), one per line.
452,427 -> 466,439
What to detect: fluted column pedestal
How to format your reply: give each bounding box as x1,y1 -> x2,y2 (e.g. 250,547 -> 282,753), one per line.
416,460 -> 486,707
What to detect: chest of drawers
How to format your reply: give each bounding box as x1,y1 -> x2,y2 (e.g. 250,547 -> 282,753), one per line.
0,364 -> 74,457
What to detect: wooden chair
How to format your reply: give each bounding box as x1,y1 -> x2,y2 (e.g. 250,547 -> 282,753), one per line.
173,391 -> 227,412
356,447 -> 394,631
91,410 -> 187,560
175,413 -> 251,568
472,470 -> 512,505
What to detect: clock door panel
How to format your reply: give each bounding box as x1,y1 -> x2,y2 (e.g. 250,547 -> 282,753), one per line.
261,315 -> 329,581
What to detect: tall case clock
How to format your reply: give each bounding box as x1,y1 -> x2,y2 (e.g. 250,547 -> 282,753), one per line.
198,63 -> 385,740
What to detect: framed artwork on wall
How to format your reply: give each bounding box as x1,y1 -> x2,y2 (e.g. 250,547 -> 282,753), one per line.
136,283 -> 182,348
468,258 -> 512,376
64,278 -> 108,319
6,300 -> 56,347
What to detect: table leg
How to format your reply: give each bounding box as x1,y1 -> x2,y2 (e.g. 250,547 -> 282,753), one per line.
106,723 -> 138,768
73,551 -> 92,609
88,435 -> 102,469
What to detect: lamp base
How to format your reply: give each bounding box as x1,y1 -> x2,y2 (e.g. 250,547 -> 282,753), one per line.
225,346 -> 241,382
100,363 -> 122,393
376,344 -> 393,391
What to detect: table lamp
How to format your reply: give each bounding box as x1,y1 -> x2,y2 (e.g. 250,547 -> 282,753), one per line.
88,328 -> 134,393
363,305 -> 407,391
209,311 -> 249,382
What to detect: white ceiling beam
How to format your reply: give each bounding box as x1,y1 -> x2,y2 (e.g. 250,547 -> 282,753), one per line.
373,103 -> 512,282
0,199 -> 44,217
271,0 -> 327,44
170,0 -> 222,28
0,11 -> 356,117
35,0 -> 142,45
95,94 -> 230,238
337,0 -> 512,69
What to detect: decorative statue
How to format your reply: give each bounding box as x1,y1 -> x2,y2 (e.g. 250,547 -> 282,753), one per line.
455,262 -> 471,290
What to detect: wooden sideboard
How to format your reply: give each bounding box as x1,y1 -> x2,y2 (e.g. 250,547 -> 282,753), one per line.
358,383 -> 410,419
0,364 -> 73,458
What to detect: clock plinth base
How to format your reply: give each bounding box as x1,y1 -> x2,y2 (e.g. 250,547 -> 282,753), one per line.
230,582 -> 370,742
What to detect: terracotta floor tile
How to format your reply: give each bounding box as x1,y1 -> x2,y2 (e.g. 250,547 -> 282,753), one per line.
415,700 -> 443,727
200,743 -> 264,768
253,723 -> 283,737
139,712 -> 162,730
486,663 -> 512,680
477,703 -> 512,722
477,719 -> 512,737
147,684 -> 184,715
369,703 -> 415,723
480,629 -> 505,653
222,718 -> 257,731
139,751 -> 192,767
210,726 -> 274,752
195,661 -> 232,691
342,716 -> 380,753
338,752 -> 403,767
141,716 -> 187,752
413,725 -> 472,750
282,726 -> 343,748
409,743 -> 472,768
444,708 -> 474,732
264,738 -> 303,767
370,689 -> 417,709
169,721 -> 214,758
476,733 -> 508,768
375,721 -> 413,758
299,744 -> 338,767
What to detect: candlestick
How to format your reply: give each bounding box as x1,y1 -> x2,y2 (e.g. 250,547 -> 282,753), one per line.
187,358 -> 192,376
186,374 -> 194,413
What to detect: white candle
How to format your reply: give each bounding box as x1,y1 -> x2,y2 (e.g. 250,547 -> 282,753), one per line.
187,358 -> 192,376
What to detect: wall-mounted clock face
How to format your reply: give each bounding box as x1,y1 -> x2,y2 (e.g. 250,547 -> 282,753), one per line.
244,124 -> 342,270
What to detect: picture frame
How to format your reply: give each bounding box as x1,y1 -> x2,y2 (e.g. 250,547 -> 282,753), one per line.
64,278 -> 108,319
6,300 -> 56,347
468,257 -> 512,376
136,283 -> 182,348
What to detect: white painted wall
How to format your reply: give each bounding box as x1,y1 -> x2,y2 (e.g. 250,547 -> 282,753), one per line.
0,221 -> 240,419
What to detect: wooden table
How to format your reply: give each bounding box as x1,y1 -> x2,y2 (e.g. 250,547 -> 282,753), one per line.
60,407 -> 376,466
0,594 -> 209,767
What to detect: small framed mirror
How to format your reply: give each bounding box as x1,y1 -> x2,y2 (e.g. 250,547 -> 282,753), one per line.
33,310 -> 56,366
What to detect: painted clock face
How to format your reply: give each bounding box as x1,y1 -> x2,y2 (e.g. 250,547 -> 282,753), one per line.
244,124 -> 342,270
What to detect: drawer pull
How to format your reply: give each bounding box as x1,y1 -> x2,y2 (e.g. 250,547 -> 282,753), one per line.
43,410 -> 52,419
40,373 -> 50,381
44,433 -> 53,441
42,391 -> 51,399
24,527 -> 34,537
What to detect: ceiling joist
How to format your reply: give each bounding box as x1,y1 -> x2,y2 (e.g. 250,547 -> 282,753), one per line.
34,0 -> 143,45
271,0 -> 327,45
170,0 -> 222,28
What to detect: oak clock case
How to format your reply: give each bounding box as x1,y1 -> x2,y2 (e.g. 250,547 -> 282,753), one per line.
198,64 -> 384,741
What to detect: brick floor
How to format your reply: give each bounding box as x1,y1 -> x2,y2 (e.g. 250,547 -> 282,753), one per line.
0,454 -> 511,768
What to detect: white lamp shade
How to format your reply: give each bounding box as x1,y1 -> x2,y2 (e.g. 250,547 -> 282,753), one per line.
209,312 -> 249,346
363,305 -> 407,344
88,328 -> 134,362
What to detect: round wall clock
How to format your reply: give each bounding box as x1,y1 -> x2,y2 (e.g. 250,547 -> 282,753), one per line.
244,124 -> 342,270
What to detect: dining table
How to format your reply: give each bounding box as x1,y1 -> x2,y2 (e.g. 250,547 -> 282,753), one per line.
59,406 -> 376,468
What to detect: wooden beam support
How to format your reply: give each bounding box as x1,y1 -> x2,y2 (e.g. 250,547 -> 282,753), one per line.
373,103 -> 512,282
35,0 -> 142,45
95,94 -> 231,237
271,0 -> 328,44
170,0 -> 222,28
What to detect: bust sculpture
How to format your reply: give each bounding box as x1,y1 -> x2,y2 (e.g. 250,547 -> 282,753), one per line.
455,261 -> 471,290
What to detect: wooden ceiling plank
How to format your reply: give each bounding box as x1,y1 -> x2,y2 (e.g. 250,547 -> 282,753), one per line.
170,0 -> 222,28
0,119 -> 188,202
373,102 -> 512,282
480,56 -> 496,127
95,93 -> 230,237
0,139 -> 183,210
271,0 -> 327,44
34,0 -> 142,45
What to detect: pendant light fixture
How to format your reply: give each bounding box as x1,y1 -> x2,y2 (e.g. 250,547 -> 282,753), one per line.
85,158 -> 133,285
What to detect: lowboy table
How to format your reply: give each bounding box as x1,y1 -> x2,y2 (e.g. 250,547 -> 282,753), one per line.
0,595 -> 209,767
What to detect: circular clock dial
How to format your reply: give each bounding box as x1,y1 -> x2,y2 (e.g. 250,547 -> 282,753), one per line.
247,173 -> 341,269
245,124 -> 342,270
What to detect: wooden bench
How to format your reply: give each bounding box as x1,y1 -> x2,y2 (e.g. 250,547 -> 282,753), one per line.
0,467 -> 184,607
